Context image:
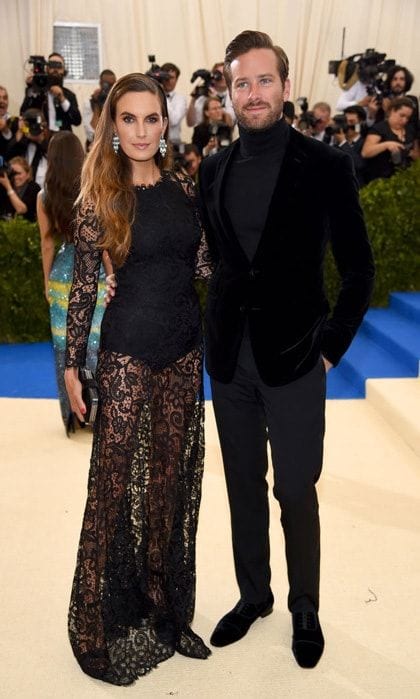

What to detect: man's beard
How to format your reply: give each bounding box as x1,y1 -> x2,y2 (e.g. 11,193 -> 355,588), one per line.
236,101 -> 282,131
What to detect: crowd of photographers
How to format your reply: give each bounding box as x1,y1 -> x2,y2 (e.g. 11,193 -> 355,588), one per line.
0,49 -> 419,223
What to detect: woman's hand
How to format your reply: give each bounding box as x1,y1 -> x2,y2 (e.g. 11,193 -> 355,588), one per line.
64,367 -> 86,422
105,273 -> 116,305
386,141 -> 405,154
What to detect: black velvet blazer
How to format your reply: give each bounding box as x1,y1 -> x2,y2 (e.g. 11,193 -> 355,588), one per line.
199,125 -> 375,386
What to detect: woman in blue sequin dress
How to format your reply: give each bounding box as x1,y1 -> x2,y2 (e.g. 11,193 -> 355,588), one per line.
36,131 -> 109,434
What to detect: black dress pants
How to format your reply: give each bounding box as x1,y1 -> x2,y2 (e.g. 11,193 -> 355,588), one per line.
210,331 -> 326,612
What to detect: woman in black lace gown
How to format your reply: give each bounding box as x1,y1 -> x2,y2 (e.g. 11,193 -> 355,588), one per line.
64,74 -> 212,686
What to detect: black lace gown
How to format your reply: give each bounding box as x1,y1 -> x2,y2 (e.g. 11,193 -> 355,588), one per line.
65,171 -> 212,685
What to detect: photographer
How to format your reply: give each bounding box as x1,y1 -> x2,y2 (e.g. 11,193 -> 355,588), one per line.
335,51 -> 391,124
0,86 -> 19,157
8,108 -> 49,188
186,62 -> 235,127
160,63 -> 187,147
192,96 -> 233,156
0,156 -> 40,221
381,65 -> 418,122
83,69 -> 116,150
362,96 -> 418,183
20,53 -> 81,132
330,112 -> 367,187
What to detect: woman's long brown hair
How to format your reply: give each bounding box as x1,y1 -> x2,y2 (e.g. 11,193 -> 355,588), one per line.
80,73 -> 172,267
44,131 -> 85,242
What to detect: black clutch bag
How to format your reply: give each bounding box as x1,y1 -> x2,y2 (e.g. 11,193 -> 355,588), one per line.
78,367 -> 99,424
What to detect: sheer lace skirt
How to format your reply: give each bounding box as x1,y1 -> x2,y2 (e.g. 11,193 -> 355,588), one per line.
68,346 -> 208,685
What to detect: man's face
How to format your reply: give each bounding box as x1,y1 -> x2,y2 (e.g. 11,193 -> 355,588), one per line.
47,55 -> 65,78
313,107 -> 330,132
345,113 -> 359,126
100,73 -> 116,90
390,70 -> 406,95
212,63 -> 228,92
0,88 -> 8,117
230,48 -> 290,131
184,151 -> 201,176
162,70 -> 178,94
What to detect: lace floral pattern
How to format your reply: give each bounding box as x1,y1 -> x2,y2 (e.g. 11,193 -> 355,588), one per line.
66,171 -> 212,684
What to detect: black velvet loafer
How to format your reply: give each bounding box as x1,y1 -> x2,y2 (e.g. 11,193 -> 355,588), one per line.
292,611 -> 324,668
210,593 -> 274,647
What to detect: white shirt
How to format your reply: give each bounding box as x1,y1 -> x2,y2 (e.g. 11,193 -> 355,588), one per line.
26,142 -> 48,188
47,92 -> 70,131
336,81 -> 368,111
165,91 -> 187,144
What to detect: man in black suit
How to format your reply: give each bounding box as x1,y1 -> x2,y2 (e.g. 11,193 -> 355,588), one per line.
199,30 -> 375,669
20,53 -> 81,132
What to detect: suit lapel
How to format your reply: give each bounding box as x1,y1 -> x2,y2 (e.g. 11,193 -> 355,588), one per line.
213,141 -> 250,267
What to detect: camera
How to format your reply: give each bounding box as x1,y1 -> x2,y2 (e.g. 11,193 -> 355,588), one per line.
297,110 -> 321,132
390,142 -> 413,167
22,113 -> 44,137
208,122 -> 231,149
28,55 -> 63,93
91,79 -> 113,110
145,55 -> 171,85
0,156 -> 13,177
296,96 -> 309,114
329,49 -> 395,102
190,68 -> 224,99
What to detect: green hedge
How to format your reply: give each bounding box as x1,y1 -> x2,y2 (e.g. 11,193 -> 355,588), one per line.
1,160 -> 419,342
0,218 -> 50,342
324,158 -> 420,307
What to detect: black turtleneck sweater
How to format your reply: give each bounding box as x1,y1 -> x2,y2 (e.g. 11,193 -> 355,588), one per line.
224,117 -> 289,261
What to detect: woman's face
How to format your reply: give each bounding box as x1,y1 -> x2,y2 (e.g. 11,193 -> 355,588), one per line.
388,106 -> 413,130
205,99 -> 223,123
10,163 -> 30,189
113,90 -> 167,163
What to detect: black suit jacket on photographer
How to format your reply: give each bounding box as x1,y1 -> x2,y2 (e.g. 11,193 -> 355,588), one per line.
20,87 -> 81,131
199,125 -> 375,386
7,136 -> 49,183
0,117 -> 19,158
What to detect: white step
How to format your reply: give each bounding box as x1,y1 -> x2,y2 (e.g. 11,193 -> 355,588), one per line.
366,377 -> 420,457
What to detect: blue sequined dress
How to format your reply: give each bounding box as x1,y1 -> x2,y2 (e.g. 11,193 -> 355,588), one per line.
48,241 -> 106,428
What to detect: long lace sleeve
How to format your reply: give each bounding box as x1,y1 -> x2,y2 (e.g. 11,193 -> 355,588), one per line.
171,170 -> 213,281
65,201 -> 103,367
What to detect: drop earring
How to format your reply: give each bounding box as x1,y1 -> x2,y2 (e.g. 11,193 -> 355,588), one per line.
112,133 -> 120,153
159,136 -> 167,157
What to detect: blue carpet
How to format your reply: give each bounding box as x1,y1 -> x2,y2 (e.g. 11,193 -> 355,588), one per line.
1,293 -> 419,401
0,342 -> 215,400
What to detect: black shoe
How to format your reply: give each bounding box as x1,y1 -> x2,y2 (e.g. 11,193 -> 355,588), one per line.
210,593 -> 274,647
292,611 -> 324,668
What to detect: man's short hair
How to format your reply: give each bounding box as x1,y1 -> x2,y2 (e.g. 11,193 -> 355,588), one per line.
48,52 -> 65,65
343,105 -> 367,121
184,144 -> 201,157
22,107 -> 46,122
385,65 -> 414,93
223,30 -> 289,89
283,101 -> 295,120
100,69 -> 116,81
161,63 -> 180,79
312,102 -> 331,114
